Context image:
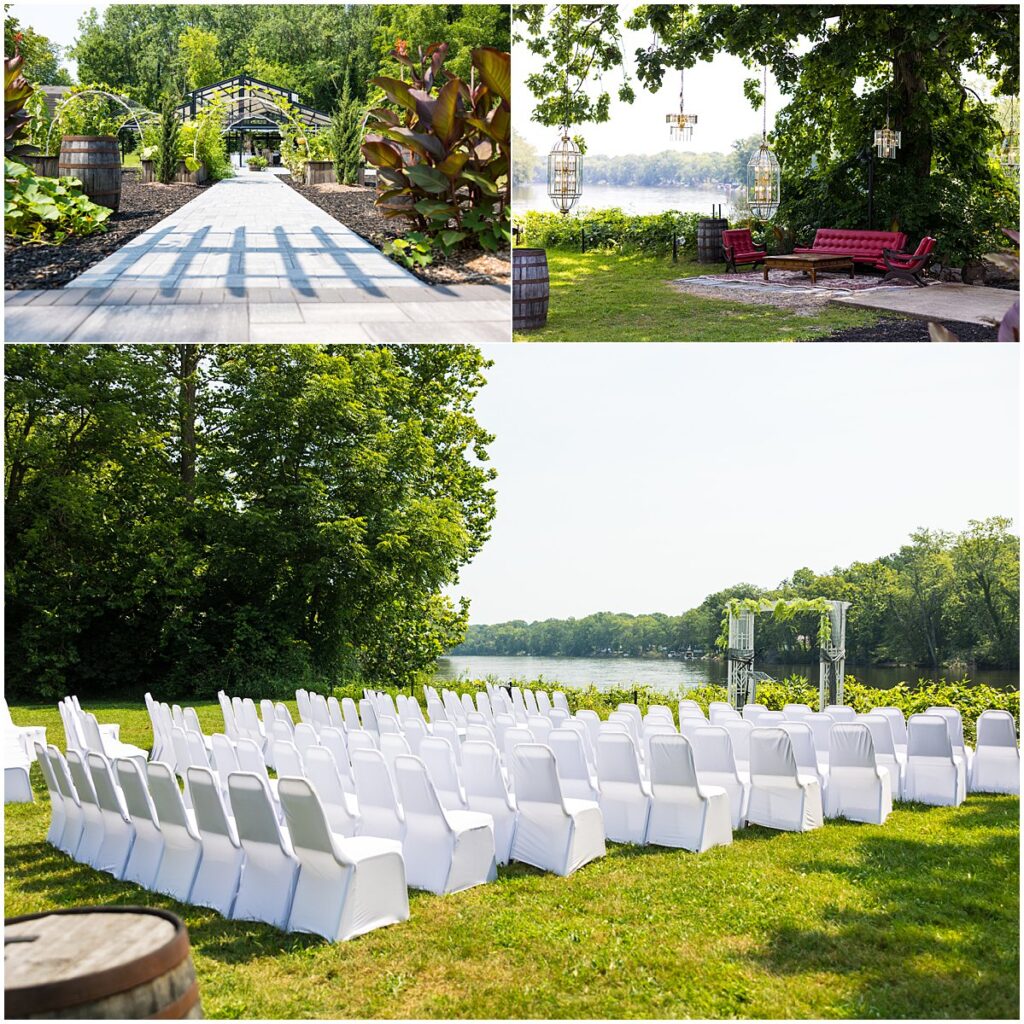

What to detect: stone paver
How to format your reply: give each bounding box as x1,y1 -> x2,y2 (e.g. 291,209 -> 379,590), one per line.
5,167 -> 509,342
832,282 -> 1018,326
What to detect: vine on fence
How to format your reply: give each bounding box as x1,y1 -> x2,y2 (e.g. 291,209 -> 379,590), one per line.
716,597 -> 836,651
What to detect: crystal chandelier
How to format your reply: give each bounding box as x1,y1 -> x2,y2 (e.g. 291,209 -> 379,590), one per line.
746,67 -> 781,219
666,68 -> 697,143
874,82 -> 901,160
547,128 -> 583,215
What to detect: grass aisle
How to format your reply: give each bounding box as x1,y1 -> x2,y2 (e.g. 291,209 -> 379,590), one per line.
514,251 -> 882,343
6,701 -> 1018,1019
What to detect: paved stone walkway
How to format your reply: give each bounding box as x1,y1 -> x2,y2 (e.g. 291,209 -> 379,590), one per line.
5,168 -> 509,342
832,282 -> 1018,326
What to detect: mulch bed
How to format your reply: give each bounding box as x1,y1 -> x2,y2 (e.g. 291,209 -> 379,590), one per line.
5,169 -> 209,290
808,316 -> 999,343
282,175 -> 510,286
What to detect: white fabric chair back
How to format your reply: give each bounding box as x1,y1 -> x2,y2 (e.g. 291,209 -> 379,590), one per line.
648,733 -> 701,789
296,688 -> 312,723
271,719 -> 293,748
151,762 -> 198,832
431,720 -> 461,761
186,731 -> 212,770
218,692 -> 238,740
273,740 -> 306,779
404,718 -> 429,757
977,710 -> 1018,748
872,707 -> 908,749
511,743 -> 566,809
351,748 -> 404,839
259,699 -> 275,731
503,726 -> 534,767
426,695 -> 448,725
829,723 -> 877,769
293,723 -> 318,758
320,726 -> 351,771
608,711 -> 641,750
380,733 -> 412,774
563,719 -> 596,768
689,726 -> 738,775
535,690 -> 553,716
475,691 -> 494,720
553,691 -> 570,714
783,703 -> 813,721
462,740 -> 512,803
172,704 -> 186,730
67,749 -> 99,807
549,729 -> 597,799
804,712 -> 835,757
274,703 -> 294,728
755,710 -> 785,727
115,757 -> 159,824
303,746 -> 359,835
617,703 -> 643,733
359,699 -> 381,738
825,704 -> 857,724
576,709 -> 601,748
81,712 -> 108,757
346,729 -> 377,754
184,706 -> 203,736
548,708 -> 569,730
642,723 -> 677,763
460,693 -> 476,718
749,728 -> 800,781
679,699 -> 706,721
645,705 -> 675,726
778,722 -> 819,774
393,754 -> 449,825
327,696 -> 345,730
857,714 -> 896,758
710,706 -> 741,726
680,717 -> 714,743
492,713 -> 515,752
907,714 -> 954,759
171,727 -> 191,776
419,736 -> 466,810
228,771 -> 288,847
87,751 -> 128,819
597,732 -> 643,785
741,702 -> 768,722
466,723 -> 496,745
278,776 -> 350,866
342,697 -> 362,733
523,689 -> 540,716
721,719 -> 753,764
235,737 -> 268,776
926,706 -> 968,756
48,746 -> 81,808
527,714 -> 553,745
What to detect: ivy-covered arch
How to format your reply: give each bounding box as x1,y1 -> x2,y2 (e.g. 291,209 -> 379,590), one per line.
718,598 -> 850,711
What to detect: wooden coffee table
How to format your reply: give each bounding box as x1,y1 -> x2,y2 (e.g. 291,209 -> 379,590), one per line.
763,253 -> 855,284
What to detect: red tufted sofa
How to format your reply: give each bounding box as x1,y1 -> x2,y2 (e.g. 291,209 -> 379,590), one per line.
794,228 -> 908,270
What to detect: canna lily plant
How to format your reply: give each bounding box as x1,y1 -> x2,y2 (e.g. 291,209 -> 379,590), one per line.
361,43 -> 511,255
5,44 -> 36,158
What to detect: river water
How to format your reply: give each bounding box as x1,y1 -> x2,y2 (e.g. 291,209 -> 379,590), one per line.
435,655 -> 1019,693
514,182 -> 737,217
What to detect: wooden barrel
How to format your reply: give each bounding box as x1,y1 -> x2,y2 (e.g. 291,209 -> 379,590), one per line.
5,907 -> 202,1019
513,248 -> 549,332
58,135 -> 121,211
24,155 -> 59,178
696,217 -> 728,263
305,160 -> 336,185
141,159 -> 156,183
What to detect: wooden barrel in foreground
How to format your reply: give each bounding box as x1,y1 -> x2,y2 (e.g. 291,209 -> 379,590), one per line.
5,906 -> 202,1019
513,248 -> 549,332
696,217 -> 728,263
58,136 -> 122,211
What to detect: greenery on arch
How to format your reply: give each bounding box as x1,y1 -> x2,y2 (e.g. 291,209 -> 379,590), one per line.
717,596 -> 836,652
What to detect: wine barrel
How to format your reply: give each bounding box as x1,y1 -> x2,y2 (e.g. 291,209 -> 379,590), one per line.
305,160 -> 336,185
696,217 -> 728,263
58,135 -> 121,211
513,248 -> 549,332
5,907 -> 202,1019
24,155 -> 59,178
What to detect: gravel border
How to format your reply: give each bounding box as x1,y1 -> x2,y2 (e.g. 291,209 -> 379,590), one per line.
5,169 -> 210,290
806,316 -> 1000,342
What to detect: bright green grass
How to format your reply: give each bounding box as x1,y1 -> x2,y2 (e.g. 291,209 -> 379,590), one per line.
6,701 -> 1018,1019
122,151 -> 142,168
514,250 -> 882,343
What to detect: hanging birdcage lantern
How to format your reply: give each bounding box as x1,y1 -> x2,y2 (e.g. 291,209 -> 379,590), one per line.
746,67 -> 780,219
997,97 -> 1020,180
666,68 -> 698,143
547,128 -> 582,215
874,116 -> 902,160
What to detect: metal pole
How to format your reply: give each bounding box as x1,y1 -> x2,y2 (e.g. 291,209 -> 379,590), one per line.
581,226 -> 586,254
867,150 -> 874,230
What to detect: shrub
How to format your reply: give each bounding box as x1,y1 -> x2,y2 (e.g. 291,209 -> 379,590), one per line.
514,207 -> 710,257
327,83 -> 364,185
4,156 -> 112,241
177,93 -> 231,180
155,92 -> 179,184
52,83 -> 126,138
361,43 -> 510,256
247,155 -> 267,171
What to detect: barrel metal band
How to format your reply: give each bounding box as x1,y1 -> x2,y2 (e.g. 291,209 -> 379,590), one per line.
150,979 -> 201,1019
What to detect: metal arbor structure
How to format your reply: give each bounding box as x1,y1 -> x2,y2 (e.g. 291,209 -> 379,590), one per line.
175,74 -> 331,163
726,600 -> 851,711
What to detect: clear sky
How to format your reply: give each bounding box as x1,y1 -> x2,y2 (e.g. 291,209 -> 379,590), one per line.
451,344 -> 1020,624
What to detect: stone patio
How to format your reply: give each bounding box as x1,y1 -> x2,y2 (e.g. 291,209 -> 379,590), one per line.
4,166 -> 509,343
831,281 -> 1018,326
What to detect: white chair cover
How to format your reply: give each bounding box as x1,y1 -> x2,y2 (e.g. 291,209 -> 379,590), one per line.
475,691 -> 494,720
492,713 -> 515,755
754,711 -> 786,727
523,689 -> 540,717
278,776 -> 408,940
34,742 -> 67,849
710,707 -> 741,726
427,695 -> 448,726
680,717 -> 715,744
646,704 -> 675,725
548,708 -> 569,730
679,699 -> 707,721
857,714 -> 905,797
327,696 -> 345,730
419,737 -> 468,811
642,723 -> 677,765
503,727 -> 534,775
535,690 -> 553,716
553,691 -> 570,714
872,707 -> 908,757
431,720 -> 462,765
4,750 -> 32,803
563,719 -> 597,771
970,710 -> 1020,794
273,740 -> 306,780
721,719 -> 753,770
608,711 -> 642,755
66,749 -> 106,868
689,726 -> 749,829
804,712 -> 836,767
45,747 -> 84,858
296,688 -> 312,724
293,723 -> 319,759
825,704 -> 857,724
186,766 -> 242,916
903,714 -> 966,806
741,702 -> 768,722
403,718 -> 428,757
509,743 -> 605,876
825,724 -> 892,824
393,755 -> 496,895
466,723 -> 497,746
347,728 -> 378,754
217,691 -> 239,742
86,752 -> 135,879
352,748 -> 405,842
527,714 -> 553,745
596,733 -> 651,844
461,740 -> 517,866
549,729 -> 600,802
3,698 -> 46,762
228,771 -> 300,929
778,722 -> 827,790
926,706 -> 973,767
320,727 -> 356,794
211,733 -> 239,796
783,703 -> 814,721
359,699 -> 381,741
647,734 -> 732,852
576,709 -> 602,749
746,728 -> 823,832
617,703 -> 643,737
379,733 -> 412,777
304,746 -> 360,836
115,757 -> 165,888
146,762 -> 203,902
341,697 -> 362,733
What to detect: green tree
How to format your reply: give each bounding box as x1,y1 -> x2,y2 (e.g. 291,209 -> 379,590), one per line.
512,128 -> 539,186
155,91 -> 181,184
327,77 -> 364,184
178,26 -> 221,91
4,16 -> 72,85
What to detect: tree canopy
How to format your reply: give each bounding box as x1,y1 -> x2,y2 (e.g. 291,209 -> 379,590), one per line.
454,518 -> 1020,669
4,344 -> 497,701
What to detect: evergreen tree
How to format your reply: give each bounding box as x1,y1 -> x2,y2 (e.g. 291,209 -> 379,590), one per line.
155,91 -> 180,184
328,76 -> 364,184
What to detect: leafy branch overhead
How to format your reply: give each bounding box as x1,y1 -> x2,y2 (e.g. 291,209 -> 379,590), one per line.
717,597 -> 838,651
514,3 -> 634,142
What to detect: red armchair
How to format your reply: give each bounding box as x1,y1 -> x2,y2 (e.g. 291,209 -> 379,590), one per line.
721,228 -> 766,273
882,236 -> 937,287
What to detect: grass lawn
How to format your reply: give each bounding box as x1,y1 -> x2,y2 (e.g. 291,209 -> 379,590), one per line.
6,700 -> 1019,1019
514,250 -> 882,342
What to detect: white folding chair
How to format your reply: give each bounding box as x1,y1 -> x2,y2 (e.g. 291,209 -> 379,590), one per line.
296,688 -> 313,725
492,713 -> 515,755
857,714 -> 905,797
45,747 -> 84,858
228,771 -> 300,929
427,695 -> 448,726
510,687 -> 528,724
351,748 -> 405,843
746,728 -> 823,832
825,724 -> 892,824
275,703 -> 295,729
86,752 -> 135,878
293,723 -> 319,761
689,726 -> 749,829
903,714 -> 966,806
431,720 -> 462,765
34,742 -> 67,849
278,776 -> 408,940
462,740 -> 517,866
342,697 -> 362,734
476,691 -> 495,720
404,717 -> 428,756
359,699 -> 381,740
235,737 -> 280,815
778,722 -> 827,792
460,693 -> 476,719
170,727 -> 192,781
527,714 -> 553,746
647,734 -> 732,852
872,707 -> 908,759
419,736 -> 468,811
379,733 -> 411,777
320,726 -> 356,795
273,740 -> 306,780
535,690 -> 553,716
304,746 -> 360,836
218,691 -> 239,742
642,722 -> 678,764
327,696 -> 345,730
549,729 -> 600,802
576,709 -> 601,750
510,743 -> 605,876
393,755 -> 496,895
115,758 -> 165,888
146,693 -> 169,761
553,691 -> 570,714
146,762 -> 203,903
596,732 -> 651,844
503,726 -> 534,772
211,733 -> 240,797
186,766 -> 242,916
970,710 -> 1020,794
926,706 -> 973,769
804,712 -> 835,771
721,719 -> 753,772
523,689 -> 540,717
